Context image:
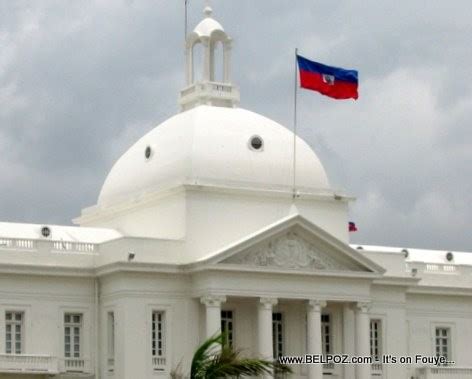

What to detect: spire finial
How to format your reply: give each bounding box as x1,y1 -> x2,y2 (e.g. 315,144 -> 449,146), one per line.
204,0 -> 212,17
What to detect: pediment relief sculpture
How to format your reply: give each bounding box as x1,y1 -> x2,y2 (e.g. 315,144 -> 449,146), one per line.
222,231 -> 362,271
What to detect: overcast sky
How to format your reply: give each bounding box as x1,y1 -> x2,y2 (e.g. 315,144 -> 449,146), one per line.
1,0 -> 471,251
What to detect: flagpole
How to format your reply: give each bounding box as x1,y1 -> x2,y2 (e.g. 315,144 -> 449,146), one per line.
292,48 -> 299,199
184,0 -> 188,40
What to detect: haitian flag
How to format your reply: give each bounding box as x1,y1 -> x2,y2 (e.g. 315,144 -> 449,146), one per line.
348,222 -> 358,232
297,54 -> 359,100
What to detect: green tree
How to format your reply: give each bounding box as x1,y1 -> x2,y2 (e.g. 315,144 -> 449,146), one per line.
172,334 -> 292,379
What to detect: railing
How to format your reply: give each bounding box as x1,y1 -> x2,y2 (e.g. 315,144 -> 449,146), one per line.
61,358 -> 91,373
0,354 -> 59,374
52,241 -> 96,253
323,362 -> 335,373
425,264 -> 457,273
0,237 -> 97,254
181,85 -> 196,96
0,238 -> 35,250
372,362 -> 383,376
108,357 -> 115,372
210,83 -> 233,93
417,366 -> 472,379
152,356 -> 166,371
180,82 -> 238,98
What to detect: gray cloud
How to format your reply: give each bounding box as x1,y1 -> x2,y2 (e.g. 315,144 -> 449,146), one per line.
0,0 -> 471,251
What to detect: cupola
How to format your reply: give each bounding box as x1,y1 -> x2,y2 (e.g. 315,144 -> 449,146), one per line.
179,5 -> 240,111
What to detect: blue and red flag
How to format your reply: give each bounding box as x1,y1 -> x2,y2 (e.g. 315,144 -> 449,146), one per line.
348,222 -> 358,232
297,54 -> 359,100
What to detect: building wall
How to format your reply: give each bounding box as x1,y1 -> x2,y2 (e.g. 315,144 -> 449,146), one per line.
0,270 -> 471,378
0,273 -> 96,379
80,186 -> 349,263
184,189 -> 349,261
99,272 -> 199,379
84,190 -> 187,240
371,285 -> 408,379
0,274 -> 95,358
406,293 -> 472,370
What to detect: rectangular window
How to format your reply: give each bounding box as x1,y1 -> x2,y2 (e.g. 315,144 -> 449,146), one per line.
321,314 -> 331,355
221,310 -> 233,348
152,311 -> 166,359
370,319 -> 382,362
5,311 -> 23,354
435,327 -> 451,364
64,313 -> 82,358
272,312 -> 284,358
107,312 -> 115,368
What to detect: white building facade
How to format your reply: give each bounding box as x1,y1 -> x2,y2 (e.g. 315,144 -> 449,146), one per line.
0,6 -> 471,379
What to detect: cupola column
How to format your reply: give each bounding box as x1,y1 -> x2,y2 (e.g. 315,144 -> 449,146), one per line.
223,40 -> 232,83
202,37 -> 211,82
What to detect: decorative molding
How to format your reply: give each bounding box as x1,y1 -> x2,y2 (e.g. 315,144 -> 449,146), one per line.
222,231 -> 358,272
307,300 -> 327,313
259,297 -> 278,309
200,295 -> 227,307
355,302 -> 372,313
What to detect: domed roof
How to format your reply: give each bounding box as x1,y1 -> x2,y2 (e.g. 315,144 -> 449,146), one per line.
98,106 -> 330,207
193,6 -> 224,38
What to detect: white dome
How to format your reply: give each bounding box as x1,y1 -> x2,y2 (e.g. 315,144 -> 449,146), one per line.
193,17 -> 224,38
192,7 -> 224,38
98,106 -> 330,207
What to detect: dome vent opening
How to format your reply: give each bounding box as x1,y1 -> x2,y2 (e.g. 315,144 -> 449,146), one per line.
145,146 -> 153,160
249,135 -> 264,151
41,226 -> 51,238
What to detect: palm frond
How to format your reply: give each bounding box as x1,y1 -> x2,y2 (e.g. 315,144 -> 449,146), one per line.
190,333 -> 292,378
190,334 -> 223,379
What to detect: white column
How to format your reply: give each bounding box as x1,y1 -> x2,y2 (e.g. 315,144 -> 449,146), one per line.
201,295 -> 226,338
202,37 -> 211,82
343,304 -> 356,379
355,302 -> 371,379
209,40 -> 215,81
258,297 -> 277,359
223,40 -> 232,83
307,300 -> 326,379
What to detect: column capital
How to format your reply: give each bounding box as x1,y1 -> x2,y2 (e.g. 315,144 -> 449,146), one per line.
200,295 -> 226,307
355,301 -> 371,313
200,36 -> 210,44
307,300 -> 327,312
259,297 -> 278,310
224,39 -> 233,49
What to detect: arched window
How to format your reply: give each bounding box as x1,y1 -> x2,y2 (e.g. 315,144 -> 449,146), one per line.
211,40 -> 224,82
192,41 -> 205,83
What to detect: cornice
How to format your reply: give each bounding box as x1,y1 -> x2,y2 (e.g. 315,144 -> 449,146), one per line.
0,263 -> 95,277
372,276 -> 421,286
96,261 -> 182,276
74,181 -> 354,225
407,285 -> 472,297
189,263 -> 382,280
190,287 -> 372,303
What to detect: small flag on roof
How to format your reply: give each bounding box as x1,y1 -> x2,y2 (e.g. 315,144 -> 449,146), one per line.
297,54 -> 359,100
349,222 -> 358,232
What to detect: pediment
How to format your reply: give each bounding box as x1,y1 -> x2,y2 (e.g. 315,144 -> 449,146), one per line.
221,230 -> 364,272
201,215 -> 385,274
220,230 -> 362,271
